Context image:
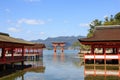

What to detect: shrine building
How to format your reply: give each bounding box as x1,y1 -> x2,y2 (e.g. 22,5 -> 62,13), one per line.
0,32 -> 45,70
78,25 -> 120,64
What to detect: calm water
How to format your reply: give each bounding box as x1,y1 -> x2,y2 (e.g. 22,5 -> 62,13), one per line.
0,50 -> 84,80
1,50 -> 120,80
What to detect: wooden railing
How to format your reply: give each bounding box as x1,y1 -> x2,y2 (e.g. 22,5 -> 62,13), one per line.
84,54 -> 119,59
0,56 -> 24,64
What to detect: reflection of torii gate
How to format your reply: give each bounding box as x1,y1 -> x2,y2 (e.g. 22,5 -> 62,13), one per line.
52,42 -> 65,52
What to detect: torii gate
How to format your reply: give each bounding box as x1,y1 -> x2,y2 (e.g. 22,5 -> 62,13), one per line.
52,42 -> 65,53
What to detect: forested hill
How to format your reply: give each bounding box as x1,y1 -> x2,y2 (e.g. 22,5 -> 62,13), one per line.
31,36 -> 85,49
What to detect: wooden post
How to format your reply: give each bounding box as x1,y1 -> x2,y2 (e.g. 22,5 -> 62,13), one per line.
103,47 -> 106,75
3,64 -> 6,70
11,48 -> 14,60
2,48 -> 6,61
11,63 -> 14,68
2,48 -> 6,70
91,45 -> 96,76
91,45 -> 95,64
61,46 -> 64,52
21,47 -> 25,69
11,48 -> 14,68
54,46 -> 57,52
117,47 -> 120,77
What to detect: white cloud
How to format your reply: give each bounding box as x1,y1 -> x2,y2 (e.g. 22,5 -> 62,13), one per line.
40,32 -> 45,35
104,15 -> 108,18
79,23 -> 89,27
8,27 -> 21,33
18,18 -> 45,25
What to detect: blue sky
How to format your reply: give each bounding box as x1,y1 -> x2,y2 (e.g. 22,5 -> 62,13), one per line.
0,0 -> 120,40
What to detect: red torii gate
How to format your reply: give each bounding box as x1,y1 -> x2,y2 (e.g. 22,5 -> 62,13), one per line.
52,42 -> 65,53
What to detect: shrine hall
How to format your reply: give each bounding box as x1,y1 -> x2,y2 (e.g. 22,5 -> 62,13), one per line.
0,32 -> 45,70
78,25 -> 120,64
24,43 -> 46,60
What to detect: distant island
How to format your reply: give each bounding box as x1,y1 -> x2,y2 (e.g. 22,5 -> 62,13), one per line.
31,36 -> 85,50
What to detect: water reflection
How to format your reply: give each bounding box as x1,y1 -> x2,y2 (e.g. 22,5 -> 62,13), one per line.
84,64 -> 120,80
0,50 -> 84,80
1,58 -> 45,80
53,52 -> 65,62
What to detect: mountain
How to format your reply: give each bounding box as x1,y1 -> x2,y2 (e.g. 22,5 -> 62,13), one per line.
31,36 -> 85,49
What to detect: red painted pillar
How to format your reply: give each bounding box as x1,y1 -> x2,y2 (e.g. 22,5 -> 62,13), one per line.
60,43 -> 65,53
11,48 -> 15,68
91,45 -> 96,76
2,48 -> 6,70
22,47 -> 25,57
54,45 -> 57,52
2,48 -> 6,61
103,47 -> 106,75
61,46 -> 64,52
91,45 -> 95,63
21,47 -> 25,68
116,47 -> 120,77
33,48 -> 35,54
11,48 -> 14,60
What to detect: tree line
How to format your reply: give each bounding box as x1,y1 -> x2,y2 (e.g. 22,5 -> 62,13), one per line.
72,12 -> 120,49
87,12 -> 120,37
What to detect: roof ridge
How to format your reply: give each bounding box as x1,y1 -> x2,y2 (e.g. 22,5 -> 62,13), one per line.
95,25 -> 120,30
0,32 -> 9,36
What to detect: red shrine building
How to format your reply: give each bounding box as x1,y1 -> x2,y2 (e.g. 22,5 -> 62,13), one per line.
79,25 -> 120,64
0,32 -> 45,70
24,43 -> 46,60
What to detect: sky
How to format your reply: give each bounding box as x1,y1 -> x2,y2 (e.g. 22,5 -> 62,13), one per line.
0,0 -> 120,40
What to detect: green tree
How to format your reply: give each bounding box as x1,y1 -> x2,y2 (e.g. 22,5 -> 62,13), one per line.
72,41 -> 81,49
114,12 -> 120,24
87,19 -> 102,38
72,41 -> 90,50
82,12 -> 120,51
103,15 -> 116,25
87,12 -> 120,38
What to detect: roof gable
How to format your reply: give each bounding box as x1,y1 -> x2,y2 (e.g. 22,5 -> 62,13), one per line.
79,25 -> 120,42
0,32 -> 34,45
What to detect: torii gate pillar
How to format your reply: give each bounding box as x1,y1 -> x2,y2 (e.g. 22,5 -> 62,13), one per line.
52,42 -> 65,53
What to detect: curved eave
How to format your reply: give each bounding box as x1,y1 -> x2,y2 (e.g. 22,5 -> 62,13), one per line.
78,39 -> 120,45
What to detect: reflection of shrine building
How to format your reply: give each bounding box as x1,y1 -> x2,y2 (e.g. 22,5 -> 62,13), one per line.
84,65 -> 120,80
79,25 -> 120,65
24,58 -> 45,73
1,58 -> 45,80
